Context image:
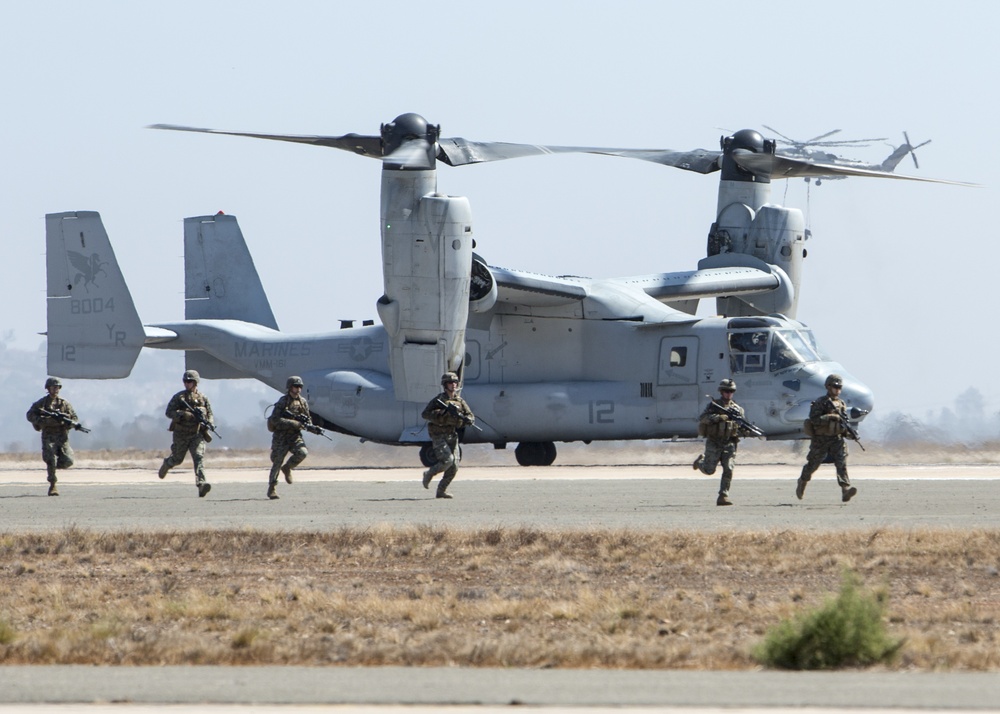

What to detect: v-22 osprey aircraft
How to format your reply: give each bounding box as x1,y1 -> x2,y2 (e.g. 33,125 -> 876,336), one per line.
44,114 -> 960,466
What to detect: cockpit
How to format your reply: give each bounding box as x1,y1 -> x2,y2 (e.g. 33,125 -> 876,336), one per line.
727,317 -> 827,374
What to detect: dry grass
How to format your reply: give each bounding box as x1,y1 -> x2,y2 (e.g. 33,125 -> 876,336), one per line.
0,526 -> 998,670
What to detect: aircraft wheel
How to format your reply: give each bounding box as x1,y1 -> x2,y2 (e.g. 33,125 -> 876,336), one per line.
418,443 -> 435,468
515,441 -> 557,466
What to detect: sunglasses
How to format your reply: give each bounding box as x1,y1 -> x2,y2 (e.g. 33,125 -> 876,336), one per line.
720,389 -> 735,393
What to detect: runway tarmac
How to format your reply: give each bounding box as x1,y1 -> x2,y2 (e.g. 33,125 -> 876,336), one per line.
0,463 -> 998,531
1,463 -> 998,709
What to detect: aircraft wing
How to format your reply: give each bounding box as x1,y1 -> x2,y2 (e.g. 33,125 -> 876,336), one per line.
624,265 -> 781,302
489,261 -> 781,309
489,266 -> 590,307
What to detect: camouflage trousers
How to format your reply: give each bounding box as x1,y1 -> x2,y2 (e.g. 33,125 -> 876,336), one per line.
800,435 -> 851,489
269,432 -> 308,485
162,431 -> 208,485
697,438 -> 737,497
40,429 -> 74,483
425,433 -> 459,494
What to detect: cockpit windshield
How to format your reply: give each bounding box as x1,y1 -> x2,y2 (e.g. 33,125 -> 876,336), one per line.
728,328 -> 823,374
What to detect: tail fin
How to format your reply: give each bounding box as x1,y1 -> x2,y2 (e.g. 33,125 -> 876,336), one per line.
878,144 -> 912,173
183,213 -> 277,379
45,211 -> 144,378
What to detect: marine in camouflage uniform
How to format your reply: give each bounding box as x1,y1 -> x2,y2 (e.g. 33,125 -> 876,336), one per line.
693,378 -> 749,506
796,373 -> 858,503
265,375 -> 314,500
421,372 -> 475,499
158,370 -> 214,497
26,377 -> 82,496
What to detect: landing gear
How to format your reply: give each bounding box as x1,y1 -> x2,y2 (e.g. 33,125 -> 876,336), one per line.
514,441 -> 557,466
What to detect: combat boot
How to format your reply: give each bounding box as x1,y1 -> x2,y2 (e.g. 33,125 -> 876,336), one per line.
282,465 -> 293,484
198,482 -> 211,498
158,462 -> 169,479
436,489 -> 452,499
692,454 -> 704,471
48,482 -> 59,497
422,469 -> 434,489
716,494 -> 732,506
795,478 -> 807,500
842,486 -> 858,502
267,484 -> 279,500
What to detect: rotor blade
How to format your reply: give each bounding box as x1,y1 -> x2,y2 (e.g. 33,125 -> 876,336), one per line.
734,150 -> 975,185
435,138 -> 580,166
382,138 -> 434,170
437,139 -> 721,174
148,124 -> 383,158
810,137 -> 888,146
571,147 -> 722,174
804,129 -> 842,144
762,125 -> 795,143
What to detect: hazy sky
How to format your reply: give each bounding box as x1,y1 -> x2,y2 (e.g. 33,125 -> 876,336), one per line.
1,0 -> 996,418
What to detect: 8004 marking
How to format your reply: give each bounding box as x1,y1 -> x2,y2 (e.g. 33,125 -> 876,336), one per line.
70,297 -> 115,314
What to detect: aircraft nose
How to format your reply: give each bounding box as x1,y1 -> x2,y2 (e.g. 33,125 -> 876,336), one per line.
841,379 -> 875,418
781,369 -> 875,425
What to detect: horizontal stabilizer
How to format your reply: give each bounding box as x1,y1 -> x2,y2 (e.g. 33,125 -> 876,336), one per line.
45,211 -> 144,378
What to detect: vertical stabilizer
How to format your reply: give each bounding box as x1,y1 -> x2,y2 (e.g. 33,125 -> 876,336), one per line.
183,213 -> 276,379
184,213 -> 277,327
45,211 -> 144,377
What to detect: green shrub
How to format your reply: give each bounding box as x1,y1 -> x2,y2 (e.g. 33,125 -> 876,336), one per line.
753,570 -> 903,669
0,618 -> 16,645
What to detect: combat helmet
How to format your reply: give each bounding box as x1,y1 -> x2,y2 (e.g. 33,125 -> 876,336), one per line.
44,377 -> 62,389
182,370 -> 200,383
718,378 -> 736,393
286,375 -> 304,389
825,374 -> 844,389
441,372 -> 460,385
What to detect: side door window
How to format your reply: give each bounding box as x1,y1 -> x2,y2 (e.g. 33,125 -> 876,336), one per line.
658,336 -> 699,385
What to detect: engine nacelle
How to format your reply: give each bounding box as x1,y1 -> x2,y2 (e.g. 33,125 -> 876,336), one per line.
708,203 -> 805,318
377,189 -> 474,402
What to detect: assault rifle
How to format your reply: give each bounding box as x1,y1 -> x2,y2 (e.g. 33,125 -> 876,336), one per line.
283,409 -> 334,441
434,397 -> 481,431
838,407 -> 868,452
704,397 -> 766,438
180,398 -> 221,441
39,408 -> 90,433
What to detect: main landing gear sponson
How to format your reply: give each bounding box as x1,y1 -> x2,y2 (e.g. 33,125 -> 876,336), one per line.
514,441 -> 557,466
419,441 -> 555,467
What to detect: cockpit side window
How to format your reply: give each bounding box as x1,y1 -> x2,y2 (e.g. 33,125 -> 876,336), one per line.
729,331 -> 768,373
769,330 -> 822,372
800,330 -> 831,360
